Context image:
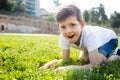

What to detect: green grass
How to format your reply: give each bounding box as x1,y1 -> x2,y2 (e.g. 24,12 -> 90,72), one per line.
0,34 -> 120,80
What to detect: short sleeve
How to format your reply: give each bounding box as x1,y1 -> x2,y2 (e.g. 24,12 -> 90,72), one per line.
84,32 -> 102,52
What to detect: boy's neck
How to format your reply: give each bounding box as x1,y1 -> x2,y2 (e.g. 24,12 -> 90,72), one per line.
74,35 -> 81,46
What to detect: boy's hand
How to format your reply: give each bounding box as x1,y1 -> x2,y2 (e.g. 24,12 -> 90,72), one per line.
54,66 -> 68,72
39,59 -> 62,69
54,65 -> 83,72
39,59 -> 57,69
55,65 -> 76,72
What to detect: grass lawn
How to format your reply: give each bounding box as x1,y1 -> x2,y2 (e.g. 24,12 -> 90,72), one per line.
0,34 -> 120,80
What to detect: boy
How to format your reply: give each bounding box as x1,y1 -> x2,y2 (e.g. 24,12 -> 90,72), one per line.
40,4 -> 119,72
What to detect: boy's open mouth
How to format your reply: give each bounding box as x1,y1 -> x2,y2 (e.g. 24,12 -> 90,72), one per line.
67,35 -> 75,39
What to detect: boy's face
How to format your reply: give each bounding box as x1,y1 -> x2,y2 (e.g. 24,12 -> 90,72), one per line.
58,16 -> 83,43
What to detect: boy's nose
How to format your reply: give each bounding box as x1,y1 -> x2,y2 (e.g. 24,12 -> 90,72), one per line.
66,27 -> 72,33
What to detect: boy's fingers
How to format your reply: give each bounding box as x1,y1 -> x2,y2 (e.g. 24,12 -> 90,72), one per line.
39,59 -> 58,69
54,67 -> 61,73
39,65 -> 47,69
54,67 -> 67,72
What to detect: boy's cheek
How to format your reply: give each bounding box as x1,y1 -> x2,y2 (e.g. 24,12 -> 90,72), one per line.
59,29 -> 62,33
59,27 -> 63,32
59,29 -> 64,33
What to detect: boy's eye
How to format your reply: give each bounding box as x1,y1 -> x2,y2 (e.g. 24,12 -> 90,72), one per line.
71,23 -> 76,26
60,26 -> 65,29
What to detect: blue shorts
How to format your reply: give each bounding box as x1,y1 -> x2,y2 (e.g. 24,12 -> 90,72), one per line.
98,38 -> 118,57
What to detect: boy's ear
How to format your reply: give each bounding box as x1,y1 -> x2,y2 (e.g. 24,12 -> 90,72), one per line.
80,20 -> 86,27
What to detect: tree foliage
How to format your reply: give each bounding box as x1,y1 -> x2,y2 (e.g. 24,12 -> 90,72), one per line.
90,7 -> 99,24
0,0 -> 14,12
45,14 -> 56,22
83,4 -> 109,26
82,3 -> 120,29
109,11 -> 120,28
83,10 -> 89,22
53,0 -> 61,7
13,1 -> 26,15
98,4 -> 108,24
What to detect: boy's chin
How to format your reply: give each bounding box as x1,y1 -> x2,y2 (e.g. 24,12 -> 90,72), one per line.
68,39 -> 79,44
66,38 -> 76,43
68,40 -> 76,43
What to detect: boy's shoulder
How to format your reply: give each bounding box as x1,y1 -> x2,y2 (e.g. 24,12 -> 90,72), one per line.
82,25 -> 114,36
82,25 -> 98,34
83,25 -> 110,31
84,25 -> 100,29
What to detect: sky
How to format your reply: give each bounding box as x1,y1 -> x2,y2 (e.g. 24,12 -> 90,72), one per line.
40,0 -> 120,18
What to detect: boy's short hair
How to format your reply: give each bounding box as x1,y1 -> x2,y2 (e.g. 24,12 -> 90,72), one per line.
56,4 -> 82,22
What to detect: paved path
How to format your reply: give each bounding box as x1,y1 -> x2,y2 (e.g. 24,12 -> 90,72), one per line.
0,33 -> 58,36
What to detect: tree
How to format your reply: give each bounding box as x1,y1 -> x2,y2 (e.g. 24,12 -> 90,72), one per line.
90,7 -> 99,25
97,4 -> 108,24
53,0 -> 61,7
98,4 -> 105,15
89,4 -> 108,26
0,0 -> 14,12
13,1 -> 26,15
109,11 -> 120,28
83,10 -> 89,22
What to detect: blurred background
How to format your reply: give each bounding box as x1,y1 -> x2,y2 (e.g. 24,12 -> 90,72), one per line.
0,0 -> 120,35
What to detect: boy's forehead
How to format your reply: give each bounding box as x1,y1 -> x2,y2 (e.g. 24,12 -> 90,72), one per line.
57,21 -> 64,26
58,15 -> 77,22
57,16 -> 79,26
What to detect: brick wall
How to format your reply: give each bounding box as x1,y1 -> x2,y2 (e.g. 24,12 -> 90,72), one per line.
0,14 -> 59,34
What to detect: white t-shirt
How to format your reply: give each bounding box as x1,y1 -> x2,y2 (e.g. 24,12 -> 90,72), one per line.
59,26 -> 117,52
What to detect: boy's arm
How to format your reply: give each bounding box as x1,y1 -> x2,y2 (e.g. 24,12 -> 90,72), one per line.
55,49 -> 104,72
89,49 -> 101,65
62,49 -> 70,60
39,49 -> 70,69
